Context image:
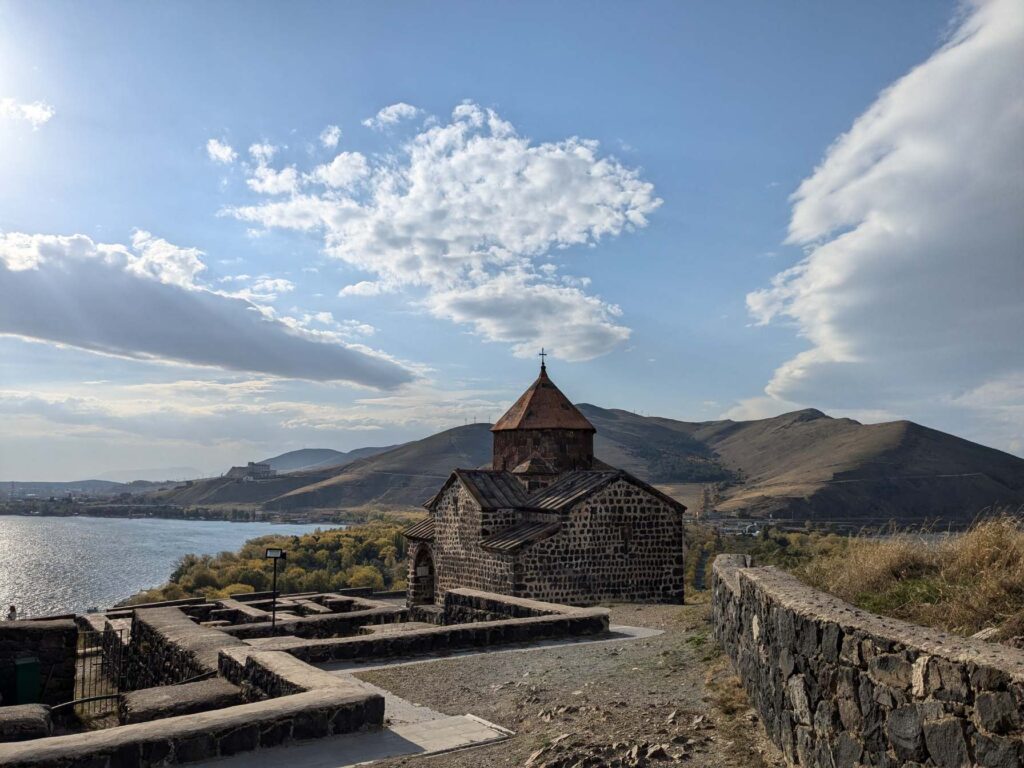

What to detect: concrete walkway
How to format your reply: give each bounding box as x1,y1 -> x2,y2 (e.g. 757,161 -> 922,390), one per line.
196,626 -> 659,767
202,713 -> 511,768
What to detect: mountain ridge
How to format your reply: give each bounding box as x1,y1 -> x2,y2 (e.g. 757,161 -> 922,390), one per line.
147,406 -> 1024,523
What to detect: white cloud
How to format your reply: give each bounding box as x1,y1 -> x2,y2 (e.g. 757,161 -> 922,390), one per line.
319,124 -> 342,148
248,143 -> 277,163
361,102 -> 422,130
250,277 -> 294,295
307,151 -> 369,189
0,232 -> 414,388
0,98 -> 55,129
205,138 -> 237,164
127,230 -> 207,287
242,142 -> 300,195
339,280 -> 390,297
741,0 -> 1024,453
247,164 -> 300,195
0,376 -> 507,451
228,276 -> 296,301
227,102 -> 660,361
426,272 -> 631,362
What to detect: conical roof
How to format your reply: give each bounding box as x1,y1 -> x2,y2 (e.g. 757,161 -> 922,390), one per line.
491,365 -> 596,432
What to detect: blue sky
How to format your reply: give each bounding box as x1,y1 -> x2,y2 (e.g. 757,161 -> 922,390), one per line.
1,0 -> 1022,480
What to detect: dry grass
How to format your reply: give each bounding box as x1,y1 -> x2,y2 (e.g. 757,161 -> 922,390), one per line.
798,514 -> 1024,639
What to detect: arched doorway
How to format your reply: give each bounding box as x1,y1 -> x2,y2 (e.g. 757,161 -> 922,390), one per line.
410,545 -> 435,605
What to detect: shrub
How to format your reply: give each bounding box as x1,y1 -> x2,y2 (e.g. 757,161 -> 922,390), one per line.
798,514 -> 1024,639
120,521 -> 408,604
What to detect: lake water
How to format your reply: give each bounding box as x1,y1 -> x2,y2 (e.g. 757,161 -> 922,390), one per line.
0,516 -> 333,618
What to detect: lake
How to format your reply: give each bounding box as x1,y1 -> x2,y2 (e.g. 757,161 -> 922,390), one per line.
0,515 -> 335,618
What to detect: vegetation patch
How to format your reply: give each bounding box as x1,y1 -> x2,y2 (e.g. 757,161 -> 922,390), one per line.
798,514 -> 1024,640
121,520 -> 409,604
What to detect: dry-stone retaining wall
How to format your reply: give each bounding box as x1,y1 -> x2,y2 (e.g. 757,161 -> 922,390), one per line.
0,620 -> 77,706
712,554 -> 1024,768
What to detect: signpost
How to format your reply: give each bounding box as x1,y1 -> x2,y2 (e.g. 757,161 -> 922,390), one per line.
265,548 -> 286,632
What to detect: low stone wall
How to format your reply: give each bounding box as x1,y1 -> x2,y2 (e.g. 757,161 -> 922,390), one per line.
712,554 -> 1024,768
219,604 -> 406,640
0,705 -> 52,743
442,588 -> 562,624
219,648 -> 367,701
0,686 -> 384,767
119,678 -> 242,725
250,590 -> 609,664
125,608 -> 246,690
0,620 -> 77,706
207,598 -> 270,625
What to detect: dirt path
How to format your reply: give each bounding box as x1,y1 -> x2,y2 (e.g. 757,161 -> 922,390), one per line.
355,600 -> 783,768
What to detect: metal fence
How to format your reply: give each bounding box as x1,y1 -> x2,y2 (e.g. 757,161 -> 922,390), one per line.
73,627 -> 126,719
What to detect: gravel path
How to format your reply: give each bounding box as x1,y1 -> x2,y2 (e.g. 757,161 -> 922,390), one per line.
355,600 -> 784,768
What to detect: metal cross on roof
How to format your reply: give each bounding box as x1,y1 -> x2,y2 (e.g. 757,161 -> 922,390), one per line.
539,347 -> 547,371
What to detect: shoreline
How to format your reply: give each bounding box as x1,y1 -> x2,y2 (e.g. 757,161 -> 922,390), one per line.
0,505 -> 361,526
0,516 -> 345,619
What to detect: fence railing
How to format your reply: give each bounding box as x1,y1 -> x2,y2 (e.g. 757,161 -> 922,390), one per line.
72,627 -> 126,720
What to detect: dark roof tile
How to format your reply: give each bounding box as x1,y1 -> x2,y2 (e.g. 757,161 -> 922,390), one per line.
479,521 -> 561,552
491,367 -> 595,432
402,517 -> 435,541
455,469 -> 531,510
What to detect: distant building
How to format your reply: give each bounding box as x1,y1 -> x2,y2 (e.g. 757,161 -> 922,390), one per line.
225,462 -> 276,481
404,359 -> 687,607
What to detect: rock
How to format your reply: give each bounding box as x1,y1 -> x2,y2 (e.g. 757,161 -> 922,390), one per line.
869,653 -> 913,689
787,675 -> 813,725
912,655 -> 929,697
975,691 -> 1022,735
646,743 -> 669,759
833,732 -> 863,768
922,718 -> 970,768
526,747 -> 547,766
886,705 -> 925,762
974,733 -> 1021,768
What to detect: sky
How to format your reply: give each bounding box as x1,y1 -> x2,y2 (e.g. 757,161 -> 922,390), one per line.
1,0 -> 1022,481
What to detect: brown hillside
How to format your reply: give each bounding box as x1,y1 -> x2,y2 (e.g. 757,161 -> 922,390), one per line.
153,407 -> 1024,523
263,423 -> 494,511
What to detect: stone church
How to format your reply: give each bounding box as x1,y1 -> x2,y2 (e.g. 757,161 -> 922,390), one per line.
403,360 -> 687,607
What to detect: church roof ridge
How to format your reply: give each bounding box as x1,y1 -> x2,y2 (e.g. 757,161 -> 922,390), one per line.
491,363 -> 596,433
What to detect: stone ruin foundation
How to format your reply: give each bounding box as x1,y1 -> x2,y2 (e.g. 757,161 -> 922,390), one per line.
0,587 -> 608,767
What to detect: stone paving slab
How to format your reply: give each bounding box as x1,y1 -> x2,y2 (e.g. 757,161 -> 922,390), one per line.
193,714 -> 511,767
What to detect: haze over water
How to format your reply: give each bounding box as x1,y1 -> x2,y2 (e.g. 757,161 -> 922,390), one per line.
0,516 -> 330,617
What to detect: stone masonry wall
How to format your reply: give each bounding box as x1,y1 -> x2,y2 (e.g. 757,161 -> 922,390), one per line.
0,620 -> 77,706
712,555 -> 1024,768
432,484 -> 514,602
125,608 -> 245,690
442,588 -> 561,624
516,479 -> 686,605
492,428 -> 593,473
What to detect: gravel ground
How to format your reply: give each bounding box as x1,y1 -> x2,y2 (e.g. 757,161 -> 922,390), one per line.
355,599 -> 784,768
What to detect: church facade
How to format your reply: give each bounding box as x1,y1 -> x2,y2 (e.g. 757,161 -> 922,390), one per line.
403,362 -> 687,607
